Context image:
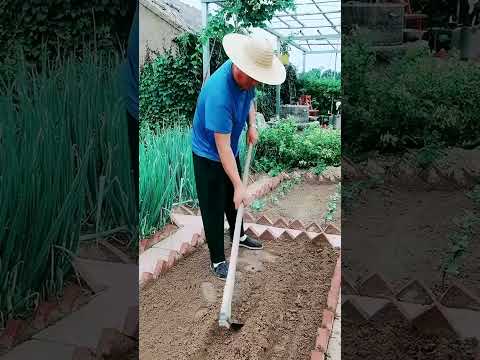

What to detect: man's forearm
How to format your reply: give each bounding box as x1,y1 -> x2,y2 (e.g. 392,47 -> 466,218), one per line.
217,142 -> 242,188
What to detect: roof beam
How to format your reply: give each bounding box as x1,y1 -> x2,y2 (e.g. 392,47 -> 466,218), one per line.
263,28 -> 309,53
275,10 -> 340,17
312,0 -> 340,33
269,25 -> 340,30
306,50 -> 339,54
286,34 -> 340,40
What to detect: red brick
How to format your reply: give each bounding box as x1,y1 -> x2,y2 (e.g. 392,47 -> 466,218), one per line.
243,211 -> 255,223
0,319 -> 27,348
272,217 -> 289,228
323,223 -> 340,235
72,347 -> 96,360
357,273 -> 394,299
315,328 -> 330,352
295,231 -> 310,241
278,230 -> 295,241
60,284 -> 83,313
123,306 -> 139,339
245,226 -> 260,239
256,215 -> 273,226
154,260 -> 168,277
33,302 -> 60,329
342,299 -> 369,323
304,172 -> 316,184
412,304 -> 457,337
327,289 -> 338,313
140,272 -> 154,288
289,219 -> 305,230
440,282 -> 480,311
370,301 -> 410,325
321,309 -> 335,332
396,279 -> 434,305
191,233 -> 201,247
311,233 -> 329,247
139,239 -> 148,253
259,228 -> 276,241
306,222 -> 322,233
96,328 -> 136,358
180,242 -> 192,256
342,274 -> 358,295
310,351 -> 325,360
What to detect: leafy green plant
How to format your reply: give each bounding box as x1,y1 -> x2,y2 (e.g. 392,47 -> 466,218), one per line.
139,125 -> 197,239
140,33 -> 203,128
0,47 -> 133,326
343,34 -> 480,154
297,69 -> 341,114
250,199 -> 266,213
441,211 -> 479,285
0,1 -> 134,65
466,185 -> 480,209
324,185 -> 340,224
253,119 -> 341,173
313,161 -> 327,175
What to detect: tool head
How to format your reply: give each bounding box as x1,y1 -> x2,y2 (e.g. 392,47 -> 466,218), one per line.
219,314 -> 244,331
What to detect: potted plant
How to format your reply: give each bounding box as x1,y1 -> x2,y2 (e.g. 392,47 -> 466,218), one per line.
279,35 -> 293,65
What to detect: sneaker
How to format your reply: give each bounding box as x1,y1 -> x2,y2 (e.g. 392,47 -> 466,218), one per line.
239,236 -> 264,250
211,261 -> 229,280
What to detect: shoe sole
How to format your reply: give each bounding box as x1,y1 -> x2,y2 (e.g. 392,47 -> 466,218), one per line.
239,243 -> 264,250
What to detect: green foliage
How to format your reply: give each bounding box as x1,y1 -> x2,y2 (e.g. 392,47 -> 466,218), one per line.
442,211 -> 479,281
343,36 -> 480,154
466,185 -> 480,209
313,161 -> 327,175
139,126 -> 197,239
139,33 -> 203,128
0,1 -> 133,64
254,118 -> 341,173
297,69 -> 341,114
0,48 -> 134,325
250,199 -> 266,213
324,186 -> 340,224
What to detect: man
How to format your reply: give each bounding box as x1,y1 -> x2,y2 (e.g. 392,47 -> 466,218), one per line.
192,33 -> 286,280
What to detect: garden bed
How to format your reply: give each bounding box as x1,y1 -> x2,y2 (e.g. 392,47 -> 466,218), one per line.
140,232 -> 338,360
248,172 -> 341,230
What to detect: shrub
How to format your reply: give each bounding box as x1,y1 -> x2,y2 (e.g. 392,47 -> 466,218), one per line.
343,36 -> 480,155
297,69 -> 341,115
254,118 -> 341,173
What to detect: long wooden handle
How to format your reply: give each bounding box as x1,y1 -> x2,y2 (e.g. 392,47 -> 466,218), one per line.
219,143 -> 254,327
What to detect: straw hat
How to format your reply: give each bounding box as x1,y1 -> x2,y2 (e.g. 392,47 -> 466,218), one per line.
222,33 -> 286,86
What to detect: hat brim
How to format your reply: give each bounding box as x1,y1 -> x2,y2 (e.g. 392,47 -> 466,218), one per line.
222,33 -> 286,86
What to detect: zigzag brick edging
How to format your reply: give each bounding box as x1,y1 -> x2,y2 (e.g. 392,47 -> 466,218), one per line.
342,273 -> 480,341
311,254 -> 341,360
0,283 -> 89,351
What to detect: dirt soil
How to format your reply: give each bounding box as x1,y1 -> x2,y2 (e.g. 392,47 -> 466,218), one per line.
249,181 -> 341,230
140,236 -> 338,360
342,316 -> 478,359
343,185 -> 480,299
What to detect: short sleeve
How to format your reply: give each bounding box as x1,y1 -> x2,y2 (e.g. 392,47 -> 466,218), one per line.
205,94 -> 233,134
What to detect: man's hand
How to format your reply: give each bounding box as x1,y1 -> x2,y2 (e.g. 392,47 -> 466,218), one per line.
233,183 -> 250,209
247,126 -> 258,145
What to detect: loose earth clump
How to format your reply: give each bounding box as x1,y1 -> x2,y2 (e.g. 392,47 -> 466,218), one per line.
140,235 -> 338,360
342,316 -> 478,360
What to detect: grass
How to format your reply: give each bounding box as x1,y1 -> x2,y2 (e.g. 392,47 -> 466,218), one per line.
0,47 -> 134,326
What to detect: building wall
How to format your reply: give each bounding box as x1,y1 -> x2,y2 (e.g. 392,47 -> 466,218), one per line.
139,2 -> 183,65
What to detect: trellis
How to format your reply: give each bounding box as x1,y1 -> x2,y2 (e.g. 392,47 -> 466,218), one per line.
200,0 -> 341,117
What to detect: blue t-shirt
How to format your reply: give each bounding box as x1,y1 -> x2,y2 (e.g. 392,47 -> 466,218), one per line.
192,60 -> 255,162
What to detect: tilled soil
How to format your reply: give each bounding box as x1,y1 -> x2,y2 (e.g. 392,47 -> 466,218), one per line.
343,185 -> 480,298
140,236 -> 338,360
342,317 -> 478,360
250,181 -> 341,230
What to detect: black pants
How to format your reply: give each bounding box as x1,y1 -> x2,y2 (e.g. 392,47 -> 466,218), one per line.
127,112 -> 139,214
192,152 -> 245,264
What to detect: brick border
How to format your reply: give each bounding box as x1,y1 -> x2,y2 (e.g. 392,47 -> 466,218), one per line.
311,254 -> 341,360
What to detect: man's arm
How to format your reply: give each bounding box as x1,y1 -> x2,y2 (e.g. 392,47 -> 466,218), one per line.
214,133 -> 247,209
